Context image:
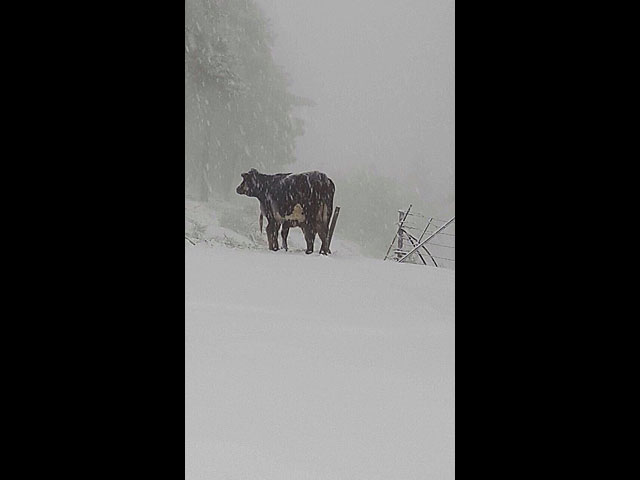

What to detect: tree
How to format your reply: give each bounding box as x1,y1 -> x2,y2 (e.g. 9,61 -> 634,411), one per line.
185,0 -> 308,201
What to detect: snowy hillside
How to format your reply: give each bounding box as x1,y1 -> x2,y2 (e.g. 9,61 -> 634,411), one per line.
185,237 -> 455,478
185,198 -> 362,256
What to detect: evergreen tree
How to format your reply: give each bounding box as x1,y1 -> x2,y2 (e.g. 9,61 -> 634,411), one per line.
185,0 -> 309,200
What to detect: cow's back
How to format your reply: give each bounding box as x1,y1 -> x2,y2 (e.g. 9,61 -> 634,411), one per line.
278,172 -> 334,224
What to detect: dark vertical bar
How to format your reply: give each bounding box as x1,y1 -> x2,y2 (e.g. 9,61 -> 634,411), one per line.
326,206 -> 341,252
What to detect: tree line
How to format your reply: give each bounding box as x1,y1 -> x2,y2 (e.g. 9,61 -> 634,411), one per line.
185,0 -> 310,200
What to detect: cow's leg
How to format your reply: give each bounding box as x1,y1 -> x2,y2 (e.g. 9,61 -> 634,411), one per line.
317,221 -> 331,255
281,223 -> 290,252
265,223 -> 273,250
266,221 -> 279,251
302,224 -> 315,254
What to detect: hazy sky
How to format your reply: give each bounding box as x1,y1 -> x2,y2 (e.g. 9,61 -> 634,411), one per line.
256,0 -> 454,206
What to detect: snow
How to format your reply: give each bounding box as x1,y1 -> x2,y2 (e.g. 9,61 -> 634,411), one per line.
185,198 -> 362,256
185,240 -> 455,479
185,199 -> 254,248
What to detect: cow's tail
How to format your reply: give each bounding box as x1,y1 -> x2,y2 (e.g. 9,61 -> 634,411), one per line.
259,213 -> 263,234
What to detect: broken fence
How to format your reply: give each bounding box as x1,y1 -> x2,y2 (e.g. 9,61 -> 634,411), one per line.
383,205 -> 455,269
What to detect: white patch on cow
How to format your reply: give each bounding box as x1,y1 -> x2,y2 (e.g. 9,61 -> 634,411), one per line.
284,204 -> 306,223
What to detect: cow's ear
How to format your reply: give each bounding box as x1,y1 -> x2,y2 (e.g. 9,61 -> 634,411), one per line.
241,173 -> 247,178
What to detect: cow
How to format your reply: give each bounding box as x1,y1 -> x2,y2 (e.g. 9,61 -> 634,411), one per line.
236,169 -> 335,255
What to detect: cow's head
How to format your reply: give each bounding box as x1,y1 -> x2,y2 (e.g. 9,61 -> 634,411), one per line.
236,168 -> 260,197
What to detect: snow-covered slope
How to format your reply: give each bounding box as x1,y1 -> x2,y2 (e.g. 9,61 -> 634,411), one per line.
185,197 -> 362,256
185,242 -> 455,479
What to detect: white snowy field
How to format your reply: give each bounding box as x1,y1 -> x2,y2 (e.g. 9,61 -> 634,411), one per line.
185,243 -> 455,479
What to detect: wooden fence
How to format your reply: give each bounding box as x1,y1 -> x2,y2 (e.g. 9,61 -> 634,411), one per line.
384,205 -> 455,269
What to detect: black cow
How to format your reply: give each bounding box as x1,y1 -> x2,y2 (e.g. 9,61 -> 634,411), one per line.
236,169 -> 335,254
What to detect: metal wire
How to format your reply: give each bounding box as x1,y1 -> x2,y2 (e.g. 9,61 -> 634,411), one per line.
427,255 -> 455,262
397,230 -> 454,249
394,251 -> 455,262
431,232 -> 455,238
388,208 -> 455,267
428,242 -> 455,249
401,226 -> 455,238
401,212 -> 451,223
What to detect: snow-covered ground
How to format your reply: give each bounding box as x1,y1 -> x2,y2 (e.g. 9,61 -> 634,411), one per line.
185,231 -> 455,479
185,197 -> 363,255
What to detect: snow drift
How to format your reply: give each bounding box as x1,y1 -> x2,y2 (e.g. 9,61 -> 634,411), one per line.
185,238 -> 455,479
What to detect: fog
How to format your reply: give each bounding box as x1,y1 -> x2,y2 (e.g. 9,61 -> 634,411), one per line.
185,0 -> 455,256
185,4 -> 456,475
258,0 -> 454,205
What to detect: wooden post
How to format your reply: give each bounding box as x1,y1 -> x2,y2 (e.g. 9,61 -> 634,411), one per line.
403,232 -> 427,265
398,216 -> 455,263
383,205 -> 412,261
404,230 -> 438,267
326,206 -> 340,252
396,210 -> 404,260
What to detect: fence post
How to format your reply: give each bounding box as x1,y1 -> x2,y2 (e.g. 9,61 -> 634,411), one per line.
326,206 -> 340,252
398,216 -> 455,263
383,205 -> 412,261
396,210 -> 404,260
